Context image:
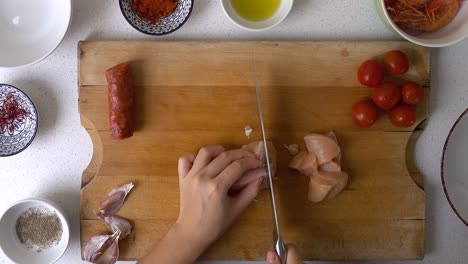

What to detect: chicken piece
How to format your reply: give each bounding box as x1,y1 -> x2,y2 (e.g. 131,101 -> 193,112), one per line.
321,131 -> 342,172
308,170 -> 348,202
304,133 -> 340,165
308,175 -> 334,202
289,151 -> 318,176
319,158 -> 341,173
237,141 -> 277,189
289,151 -> 307,170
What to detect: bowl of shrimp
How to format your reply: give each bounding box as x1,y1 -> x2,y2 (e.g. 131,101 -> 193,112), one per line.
375,0 -> 468,47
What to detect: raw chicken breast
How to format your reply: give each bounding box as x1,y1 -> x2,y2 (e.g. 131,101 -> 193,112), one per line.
304,133 -> 340,165
235,141 -> 277,190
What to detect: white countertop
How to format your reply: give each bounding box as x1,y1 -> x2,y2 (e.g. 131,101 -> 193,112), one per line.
1,0 -> 467,263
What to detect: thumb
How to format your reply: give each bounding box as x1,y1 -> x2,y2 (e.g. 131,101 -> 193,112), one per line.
266,251 -> 281,264
231,177 -> 262,215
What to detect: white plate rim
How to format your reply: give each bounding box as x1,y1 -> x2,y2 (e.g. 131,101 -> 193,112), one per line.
441,107 -> 468,226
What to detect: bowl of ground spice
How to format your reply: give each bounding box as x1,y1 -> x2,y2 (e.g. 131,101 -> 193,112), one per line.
0,198 -> 69,264
119,0 -> 194,35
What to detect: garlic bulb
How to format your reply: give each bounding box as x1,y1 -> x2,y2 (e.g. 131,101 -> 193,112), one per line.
98,183 -> 134,216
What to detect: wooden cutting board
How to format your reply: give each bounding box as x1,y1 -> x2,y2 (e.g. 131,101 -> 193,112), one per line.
79,41 -> 428,261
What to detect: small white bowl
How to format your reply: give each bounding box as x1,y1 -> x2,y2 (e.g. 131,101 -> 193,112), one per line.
0,0 -> 72,68
0,198 -> 70,264
221,0 -> 293,31
375,0 -> 468,47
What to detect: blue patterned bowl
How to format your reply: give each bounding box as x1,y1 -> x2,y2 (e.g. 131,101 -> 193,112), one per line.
119,0 -> 194,35
0,84 -> 38,157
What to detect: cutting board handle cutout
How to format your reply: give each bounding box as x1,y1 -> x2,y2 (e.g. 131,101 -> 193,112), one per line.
81,114 -> 103,189
406,126 -> 425,191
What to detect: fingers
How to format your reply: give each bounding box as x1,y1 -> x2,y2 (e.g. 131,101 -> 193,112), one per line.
286,244 -> 303,264
230,177 -> 262,216
231,167 -> 266,191
266,250 -> 281,264
191,145 -> 225,173
178,153 -> 196,180
204,149 -> 256,177
216,157 -> 262,190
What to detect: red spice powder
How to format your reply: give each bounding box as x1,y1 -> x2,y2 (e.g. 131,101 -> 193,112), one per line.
131,0 -> 179,24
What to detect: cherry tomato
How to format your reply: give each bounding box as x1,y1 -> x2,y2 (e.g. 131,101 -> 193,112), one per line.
357,60 -> 384,87
401,81 -> 425,105
352,100 -> 379,128
384,50 -> 409,75
371,82 -> 401,110
388,104 -> 416,128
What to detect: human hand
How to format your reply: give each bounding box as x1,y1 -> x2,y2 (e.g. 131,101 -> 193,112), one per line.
267,244 -> 303,264
175,145 -> 265,256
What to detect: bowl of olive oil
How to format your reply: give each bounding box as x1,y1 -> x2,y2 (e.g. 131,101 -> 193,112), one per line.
221,0 -> 293,31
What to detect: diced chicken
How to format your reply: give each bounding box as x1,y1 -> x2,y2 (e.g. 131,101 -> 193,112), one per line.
308,175 -> 335,202
308,171 -> 348,202
319,158 -> 341,173
290,131 -> 348,203
304,133 -> 340,165
289,151 -> 307,170
289,151 -> 318,176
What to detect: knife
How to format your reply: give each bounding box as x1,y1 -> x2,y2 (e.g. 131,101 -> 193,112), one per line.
253,73 -> 287,264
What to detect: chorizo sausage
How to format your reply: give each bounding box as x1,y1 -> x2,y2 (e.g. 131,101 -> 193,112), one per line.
105,62 -> 134,140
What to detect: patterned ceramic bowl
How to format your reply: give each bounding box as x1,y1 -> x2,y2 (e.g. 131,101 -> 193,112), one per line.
0,84 -> 38,157
119,0 -> 194,35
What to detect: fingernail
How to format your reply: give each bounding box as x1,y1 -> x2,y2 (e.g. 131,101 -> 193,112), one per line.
266,251 -> 276,264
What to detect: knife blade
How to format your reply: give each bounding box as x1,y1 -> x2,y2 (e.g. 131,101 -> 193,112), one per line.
253,73 -> 287,264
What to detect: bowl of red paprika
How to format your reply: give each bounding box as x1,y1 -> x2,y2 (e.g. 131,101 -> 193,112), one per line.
119,0 -> 194,35
0,84 -> 38,157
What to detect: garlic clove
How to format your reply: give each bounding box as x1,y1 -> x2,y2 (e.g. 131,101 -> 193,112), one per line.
94,237 -> 119,264
101,215 -> 132,239
84,231 -> 121,264
98,183 -> 134,216
84,235 -> 111,262
108,182 -> 134,197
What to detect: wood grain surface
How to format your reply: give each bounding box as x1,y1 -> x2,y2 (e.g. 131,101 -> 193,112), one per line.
79,41 -> 428,261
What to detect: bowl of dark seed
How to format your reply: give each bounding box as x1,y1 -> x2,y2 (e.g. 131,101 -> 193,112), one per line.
0,198 -> 70,264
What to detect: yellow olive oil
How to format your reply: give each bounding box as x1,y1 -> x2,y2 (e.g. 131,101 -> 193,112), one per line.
231,0 -> 281,22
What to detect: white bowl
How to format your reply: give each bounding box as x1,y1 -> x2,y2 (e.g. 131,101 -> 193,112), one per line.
220,0 -> 293,31
0,0 -> 72,68
0,198 -> 70,264
442,109 -> 468,226
375,0 -> 468,47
